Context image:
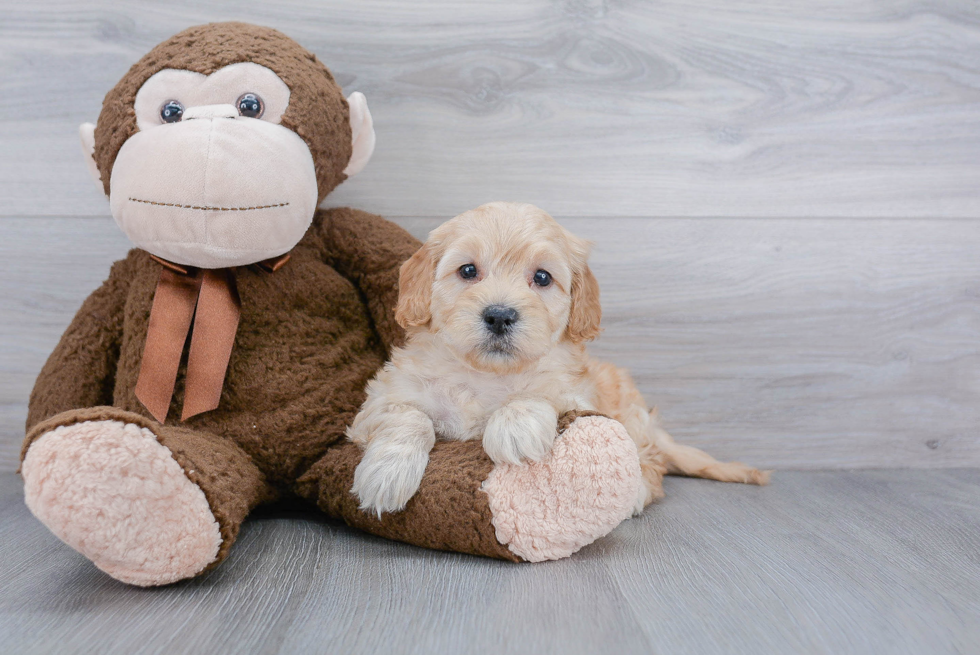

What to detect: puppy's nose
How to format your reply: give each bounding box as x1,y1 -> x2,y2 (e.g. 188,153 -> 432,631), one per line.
483,305 -> 519,336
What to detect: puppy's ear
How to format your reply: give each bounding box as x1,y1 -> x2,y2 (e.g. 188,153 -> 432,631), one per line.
395,243 -> 436,328
565,263 -> 602,343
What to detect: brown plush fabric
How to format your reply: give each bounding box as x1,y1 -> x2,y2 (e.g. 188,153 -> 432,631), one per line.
23,409 -> 614,567
25,23 -> 560,574
93,22 -> 351,203
28,208 -> 412,488
24,405 -> 275,572
25,207 -> 528,563
293,413 -> 608,562
296,440 -> 522,562
557,409 -> 604,434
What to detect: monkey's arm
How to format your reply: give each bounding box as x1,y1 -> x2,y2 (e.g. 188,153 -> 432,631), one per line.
316,207 -> 421,352
25,253 -> 136,433
294,411 -> 641,563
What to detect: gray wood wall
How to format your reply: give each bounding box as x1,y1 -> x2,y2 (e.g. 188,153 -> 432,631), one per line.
1,0 -> 978,470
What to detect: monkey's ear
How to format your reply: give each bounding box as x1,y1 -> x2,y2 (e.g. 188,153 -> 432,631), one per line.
343,92 -> 375,177
79,123 -> 105,195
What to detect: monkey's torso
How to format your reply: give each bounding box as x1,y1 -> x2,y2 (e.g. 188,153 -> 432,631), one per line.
32,207 -> 418,489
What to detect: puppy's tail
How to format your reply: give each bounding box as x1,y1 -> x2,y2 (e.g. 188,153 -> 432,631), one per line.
644,408 -> 771,488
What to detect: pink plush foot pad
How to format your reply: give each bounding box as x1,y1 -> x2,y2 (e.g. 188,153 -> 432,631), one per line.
481,415 -> 642,562
21,420 -> 221,586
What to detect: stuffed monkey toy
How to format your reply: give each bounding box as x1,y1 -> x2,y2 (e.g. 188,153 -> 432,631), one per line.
19,23 -> 642,586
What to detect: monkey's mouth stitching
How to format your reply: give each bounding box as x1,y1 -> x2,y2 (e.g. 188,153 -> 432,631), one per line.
128,197 -> 289,212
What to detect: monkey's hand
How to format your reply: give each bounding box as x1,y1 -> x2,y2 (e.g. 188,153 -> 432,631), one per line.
482,399 -> 559,465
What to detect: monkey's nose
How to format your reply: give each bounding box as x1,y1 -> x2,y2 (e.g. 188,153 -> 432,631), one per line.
182,104 -> 239,121
483,305 -> 519,336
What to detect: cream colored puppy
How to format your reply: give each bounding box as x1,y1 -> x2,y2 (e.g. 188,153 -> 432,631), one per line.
349,202 -> 768,516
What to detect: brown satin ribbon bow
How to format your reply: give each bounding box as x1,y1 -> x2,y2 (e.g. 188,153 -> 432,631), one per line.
135,253 -> 289,423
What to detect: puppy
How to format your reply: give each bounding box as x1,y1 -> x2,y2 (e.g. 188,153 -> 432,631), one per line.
349,202 -> 769,516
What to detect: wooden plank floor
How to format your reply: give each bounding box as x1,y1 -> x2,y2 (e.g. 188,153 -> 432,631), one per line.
2,469 -> 978,654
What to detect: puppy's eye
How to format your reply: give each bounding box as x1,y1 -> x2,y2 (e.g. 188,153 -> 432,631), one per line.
459,264 -> 478,280
533,270 -> 552,287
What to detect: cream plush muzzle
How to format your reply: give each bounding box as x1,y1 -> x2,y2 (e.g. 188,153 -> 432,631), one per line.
108,108 -> 319,268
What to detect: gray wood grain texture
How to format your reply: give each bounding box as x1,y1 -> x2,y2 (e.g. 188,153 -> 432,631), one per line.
2,216 -> 978,470
2,1 -> 980,218
1,469 -> 978,654
0,0 -> 978,469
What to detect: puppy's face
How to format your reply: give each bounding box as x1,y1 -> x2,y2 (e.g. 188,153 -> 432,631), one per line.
396,202 -> 601,374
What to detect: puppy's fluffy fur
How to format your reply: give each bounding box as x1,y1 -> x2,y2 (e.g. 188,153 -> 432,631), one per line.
349,202 -> 769,515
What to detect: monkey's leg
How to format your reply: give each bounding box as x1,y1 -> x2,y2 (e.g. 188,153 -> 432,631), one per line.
295,412 -> 642,562
21,407 -> 273,586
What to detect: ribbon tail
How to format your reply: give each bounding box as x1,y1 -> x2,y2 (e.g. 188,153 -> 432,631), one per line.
182,269 -> 241,421
135,268 -> 202,423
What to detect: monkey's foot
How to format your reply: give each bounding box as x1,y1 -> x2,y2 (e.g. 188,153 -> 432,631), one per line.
22,420 -> 221,586
481,414 -> 641,562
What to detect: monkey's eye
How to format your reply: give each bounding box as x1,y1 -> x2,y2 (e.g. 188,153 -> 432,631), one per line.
459,264 -> 478,280
533,270 -> 552,287
160,100 -> 184,123
237,93 -> 264,119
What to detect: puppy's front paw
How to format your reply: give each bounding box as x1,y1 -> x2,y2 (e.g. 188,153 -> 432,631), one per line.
483,400 -> 559,465
352,439 -> 430,517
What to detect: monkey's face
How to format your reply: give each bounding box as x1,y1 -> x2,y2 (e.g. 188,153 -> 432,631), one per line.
104,63 -> 319,267
81,24 -> 375,269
